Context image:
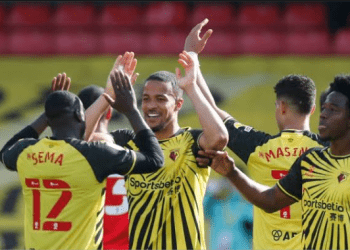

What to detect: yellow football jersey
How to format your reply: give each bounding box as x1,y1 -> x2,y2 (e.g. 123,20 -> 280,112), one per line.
279,147 -> 350,249
112,128 -> 210,250
224,118 -> 327,250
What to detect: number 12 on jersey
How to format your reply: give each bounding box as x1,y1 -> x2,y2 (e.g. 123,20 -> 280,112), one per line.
25,178 -> 72,231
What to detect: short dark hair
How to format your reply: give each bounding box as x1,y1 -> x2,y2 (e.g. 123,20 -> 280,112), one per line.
145,71 -> 183,99
274,74 -> 316,114
329,75 -> 350,110
45,91 -> 82,119
320,87 -> 331,107
78,85 -> 104,109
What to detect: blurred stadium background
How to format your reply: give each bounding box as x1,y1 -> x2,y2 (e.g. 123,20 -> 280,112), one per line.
1,1 -> 350,249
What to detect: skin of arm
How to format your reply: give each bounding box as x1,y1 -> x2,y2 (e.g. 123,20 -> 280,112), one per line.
177,51 -> 228,150
85,52 -> 139,141
198,150 -> 296,213
184,19 -> 231,121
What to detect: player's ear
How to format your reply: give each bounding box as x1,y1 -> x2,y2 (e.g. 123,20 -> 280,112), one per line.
310,105 -> 316,115
175,98 -> 184,111
74,109 -> 85,123
280,100 -> 287,114
106,107 -> 112,120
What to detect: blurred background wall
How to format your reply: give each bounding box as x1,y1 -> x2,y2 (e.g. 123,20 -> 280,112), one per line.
1,1 -> 350,249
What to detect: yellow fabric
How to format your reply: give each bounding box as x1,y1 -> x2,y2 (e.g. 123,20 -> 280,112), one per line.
244,129 -> 324,250
17,138 -> 106,250
125,128 -> 210,250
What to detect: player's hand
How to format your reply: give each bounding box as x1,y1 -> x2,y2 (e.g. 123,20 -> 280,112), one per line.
51,72 -> 71,91
198,150 -> 235,177
103,69 -> 138,115
176,51 -> 197,91
184,18 -> 213,54
196,156 -> 211,167
105,52 -> 139,99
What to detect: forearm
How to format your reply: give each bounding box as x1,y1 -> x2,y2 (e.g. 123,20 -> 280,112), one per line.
226,167 -> 284,213
185,84 -> 228,150
124,109 -> 150,134
131,129 -> 164,174
85,96 -> 109,141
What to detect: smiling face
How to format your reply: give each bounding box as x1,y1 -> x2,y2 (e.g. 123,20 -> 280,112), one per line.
319,91 -> 350,141
141,80 -> 182,133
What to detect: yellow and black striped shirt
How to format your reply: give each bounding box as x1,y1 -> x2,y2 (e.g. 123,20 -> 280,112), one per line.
112,127 -> 210,250
278,147 -> 350,249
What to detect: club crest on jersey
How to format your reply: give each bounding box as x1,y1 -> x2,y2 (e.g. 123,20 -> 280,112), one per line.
169,149 -> 180,161
338,172 -> 349,183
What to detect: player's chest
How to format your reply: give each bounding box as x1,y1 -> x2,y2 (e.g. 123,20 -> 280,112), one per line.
301,160 -> 350,208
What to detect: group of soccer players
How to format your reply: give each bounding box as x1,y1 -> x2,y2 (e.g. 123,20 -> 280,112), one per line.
1,18 -> 350,250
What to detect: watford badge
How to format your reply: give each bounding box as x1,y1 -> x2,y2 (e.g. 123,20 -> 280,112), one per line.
338,172 -> 349,183
169,149 -> 180,161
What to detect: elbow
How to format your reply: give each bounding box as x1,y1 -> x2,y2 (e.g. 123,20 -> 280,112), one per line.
154,152 -> 165,169
207,134 -> 228,151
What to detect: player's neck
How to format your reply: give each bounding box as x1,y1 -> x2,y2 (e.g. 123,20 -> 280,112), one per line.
280,116 -> 310,131
154,123 -> 181,141
51,130 -> 82,140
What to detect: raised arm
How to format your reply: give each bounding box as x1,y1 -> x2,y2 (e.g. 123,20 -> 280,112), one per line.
100,68 -> 164,175
176,51 -> 228,150
198,150 -> 296,212
184,19 -> 231,121
1,73 -> 71,165
84,52 -> 139,141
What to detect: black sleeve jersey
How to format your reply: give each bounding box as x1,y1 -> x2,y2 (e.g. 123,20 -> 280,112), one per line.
224,117 -> 271,163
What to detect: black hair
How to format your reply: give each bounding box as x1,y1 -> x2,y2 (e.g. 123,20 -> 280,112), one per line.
274,74 -> 316,114
144,71 -> 183,99
78,85 -> 104,109
320,87 -> 331,107
329,75 -> 350,110
45,91 -> 82,119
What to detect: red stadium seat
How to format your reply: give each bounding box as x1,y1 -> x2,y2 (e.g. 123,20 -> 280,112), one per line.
55,31 -> 99,54
202,31 -> 238,55
98,4 -> 142,29
285,31 -> 330,54
145,30 -> 187,54
53,3 -> 95,27
237,4 -> 281,30
0,32 -> 8,53
0,5 -> 6,27
238,31 -> 284,54
100,31 -> 144,54
334,28 -> 350,54
6,3 -> 51,26
190,3 -> 235,28
8,30 -> 53,54
283,3 -> 327,30
144,2 -> 187,27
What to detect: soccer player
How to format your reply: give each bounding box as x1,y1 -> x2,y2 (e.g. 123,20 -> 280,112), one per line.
78,85 -> 129,250
200,75 -> 350,250
0,69 -> 164,250
188,19 -> 328,249
85,51 -> 228,249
